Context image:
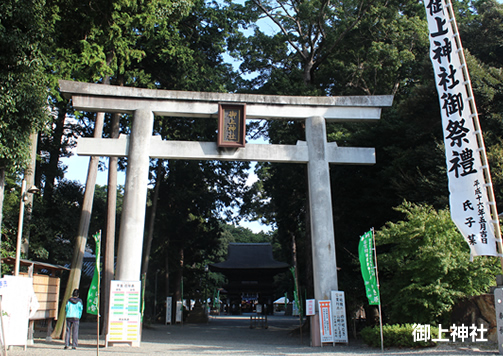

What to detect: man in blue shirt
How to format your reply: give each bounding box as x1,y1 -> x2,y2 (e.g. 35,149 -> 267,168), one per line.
65,289 -> 83,350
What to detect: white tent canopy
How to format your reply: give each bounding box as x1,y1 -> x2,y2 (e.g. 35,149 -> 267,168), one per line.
273,297 -> 289,304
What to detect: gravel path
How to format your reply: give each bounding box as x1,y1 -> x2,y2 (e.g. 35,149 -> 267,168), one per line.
4,315 -> 500,355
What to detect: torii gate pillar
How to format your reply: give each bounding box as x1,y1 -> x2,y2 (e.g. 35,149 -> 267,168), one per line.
306,116 -> 338,298
115,109 -> 154,279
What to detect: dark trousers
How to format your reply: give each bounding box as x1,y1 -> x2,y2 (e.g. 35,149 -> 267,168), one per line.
65,318 -> 80,348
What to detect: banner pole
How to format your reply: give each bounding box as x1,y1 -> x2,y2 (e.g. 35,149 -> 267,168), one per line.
97,230 -> 101,356
0,296 -> 6,356
371,227 -> 384,352
443,0 -> 503,272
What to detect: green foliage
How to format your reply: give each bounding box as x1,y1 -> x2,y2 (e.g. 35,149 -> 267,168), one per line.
141,0 -> 243,92
0,179 -> 115,268
48,0 -> 194,83
220,223 -> 272,245
361,324 -> 438,348
376,201 -> 500,325
0,0 -> 51,172
457,0 -> 503,68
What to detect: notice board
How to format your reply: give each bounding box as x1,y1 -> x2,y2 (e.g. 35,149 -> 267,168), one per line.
0,276 -> 39,348
106,280 -> 141,347
165,296 -> 172,325
318,300 -> 333,344
331,291 -> 348,343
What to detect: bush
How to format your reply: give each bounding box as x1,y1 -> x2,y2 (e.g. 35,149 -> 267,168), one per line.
361,324 -> 438,348
376,202 -> 500,325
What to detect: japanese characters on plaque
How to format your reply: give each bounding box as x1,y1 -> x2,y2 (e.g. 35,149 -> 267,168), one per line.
331,291 -> 348,343
217,104 -> 246,148
424,0 -> 497,256
306,299 -> 316,316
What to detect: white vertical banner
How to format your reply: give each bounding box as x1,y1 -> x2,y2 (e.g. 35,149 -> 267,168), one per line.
165,297 -> 172,325
424,0 -> 498,257
175,301 -> 183,323
318,300 -> 333,343
331,291 -> 348,343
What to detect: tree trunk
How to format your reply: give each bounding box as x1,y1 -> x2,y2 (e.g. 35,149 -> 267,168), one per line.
140,160 -> 163,322
291,231 -> 300,296
101,111 -> 121,336
102,72 -> 122,335
304,167 -> 314,299
0,166 -> 5,274
164,252 -> 170,322
51,111 -> 105,339
21,132 -> 39,257
173,248 -> 184,320
141,160 -> 163,277
303,60 -> 314,86
44,103 -> 67,205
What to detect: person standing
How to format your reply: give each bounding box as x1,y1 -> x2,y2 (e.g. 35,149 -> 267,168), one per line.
65,289 -> 83,350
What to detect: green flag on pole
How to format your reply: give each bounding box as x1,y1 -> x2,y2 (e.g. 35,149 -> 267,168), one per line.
87,231 -> 101,315
358,229 -> 380,305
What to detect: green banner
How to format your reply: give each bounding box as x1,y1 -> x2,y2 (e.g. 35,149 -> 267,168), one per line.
86,232 -> 101,315
358,229 -> 380,305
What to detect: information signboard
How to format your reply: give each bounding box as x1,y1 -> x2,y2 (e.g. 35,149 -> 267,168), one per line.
0,276 -> 39,348
331,291 -> 348,343
318,300 -> 333,344
106,280 -> 141,347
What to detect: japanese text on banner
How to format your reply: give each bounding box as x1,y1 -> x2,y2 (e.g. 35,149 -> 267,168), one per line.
423,0 -> 497,256
358,230 -> 380,305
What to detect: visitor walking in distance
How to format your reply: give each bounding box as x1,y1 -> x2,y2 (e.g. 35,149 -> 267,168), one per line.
65,289 -> 83,350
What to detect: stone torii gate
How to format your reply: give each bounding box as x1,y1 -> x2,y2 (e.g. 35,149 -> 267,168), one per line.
59,80 -> 393,304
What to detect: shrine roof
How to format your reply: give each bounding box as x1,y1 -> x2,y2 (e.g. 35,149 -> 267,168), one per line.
209,243 -> 289,271
1,257 -> 69,276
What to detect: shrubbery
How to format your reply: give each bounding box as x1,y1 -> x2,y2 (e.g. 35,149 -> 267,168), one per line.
360,324 -> 438,348
376,202 -> 499,325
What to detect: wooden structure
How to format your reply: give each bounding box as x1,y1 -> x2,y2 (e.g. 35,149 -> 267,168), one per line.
1,257 -> 69,341
209,243 -> 289,314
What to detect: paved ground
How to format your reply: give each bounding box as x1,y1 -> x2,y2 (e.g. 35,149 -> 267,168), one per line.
4,315 -> 501,355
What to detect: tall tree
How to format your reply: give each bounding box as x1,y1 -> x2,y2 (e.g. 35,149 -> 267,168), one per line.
47,0 -> 195,338
235,0 -> 429,299
232,0 -> 378,89
0,0 -> 51,264
134,0 -> 253,317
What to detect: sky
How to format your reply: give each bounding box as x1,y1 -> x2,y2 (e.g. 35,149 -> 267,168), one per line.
61,141 -> 272,234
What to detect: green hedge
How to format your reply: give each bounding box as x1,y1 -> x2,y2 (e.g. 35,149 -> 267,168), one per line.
360,324 -> 438,348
